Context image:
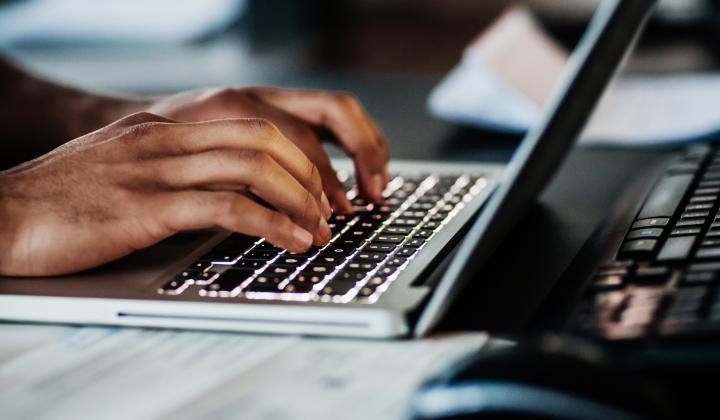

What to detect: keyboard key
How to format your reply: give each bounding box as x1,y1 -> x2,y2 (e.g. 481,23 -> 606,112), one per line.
682,211 -> 710,219
345,261 -> 377,271
675,218 -> 705,227
283,281 -> 314,293
287,246 -> 324,257
320,281 -> 358,296
689,262 -> 720,272
274,256 -> 308,266
690,195 -> 716,203
244,275 -> 284,293
233,259 -> 267,269
395,247 -> 418,258
682,272 -> 715,285
657,236 -> 695,261
637,174 -> 693,219
373,234 -> 405,244
367,275 -> 389,287
404,237 -> 425,248
355,251 -> 387,262
266,266 -> 295,276
323,246 -> 356,257
314,254 -> 345,265
200,252 -> 241,265
696,247 -> 720,260
413,230 -> 434,239
620,239 -> 657,255
203,269 -> 254,295
382,225 -> 412,235
303,264 -> 334,275
385,256 -> 408,267
357,286 -> 377,298
333,271 -> 367,282
626,228 -> 663,240
392,218 -> 421,227
423,221 -> 441,230
671,227 -> 701,236
193,271 -> 219,286
189,261 -> 213,273
158,277 -> 190,295
244,249 -> 281,260
295,273 -> 325,284
685,203 -> 713,211
365,243 -> 396,253
254,241 -> 283,251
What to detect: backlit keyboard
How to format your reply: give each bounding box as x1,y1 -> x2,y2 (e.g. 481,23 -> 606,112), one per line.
572,145 -> 720,340
157,172 -> 487,304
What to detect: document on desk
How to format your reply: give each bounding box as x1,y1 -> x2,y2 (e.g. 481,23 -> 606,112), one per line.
428,6 -> 720,147
0,324 -> 488,420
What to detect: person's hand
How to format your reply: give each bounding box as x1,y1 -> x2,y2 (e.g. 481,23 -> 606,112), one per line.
0,112 -> 333,276
131,86 -> 390,212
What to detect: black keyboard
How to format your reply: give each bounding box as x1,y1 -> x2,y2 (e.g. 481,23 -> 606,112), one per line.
572,145 -> 720,340
157,172 -> 487,304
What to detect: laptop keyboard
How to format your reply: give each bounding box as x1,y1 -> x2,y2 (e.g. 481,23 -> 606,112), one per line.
572,145 -> 720,340
157,172 -> 488,304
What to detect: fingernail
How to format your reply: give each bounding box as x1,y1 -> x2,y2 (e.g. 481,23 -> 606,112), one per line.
321,192 -> 332,220
372,174 -> 385,202
293,226 -> 314,250
318,217 -> 332,242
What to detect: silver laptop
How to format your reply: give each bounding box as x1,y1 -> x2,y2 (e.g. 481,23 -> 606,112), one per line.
0,0 -> 656,338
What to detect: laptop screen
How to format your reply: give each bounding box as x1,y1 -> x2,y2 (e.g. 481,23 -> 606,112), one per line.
416,0 -> 659,335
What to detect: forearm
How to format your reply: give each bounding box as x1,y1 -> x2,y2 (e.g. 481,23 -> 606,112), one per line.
0,58 -> 145,168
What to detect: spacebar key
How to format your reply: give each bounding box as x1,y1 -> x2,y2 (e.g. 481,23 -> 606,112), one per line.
638,174 -> 694,219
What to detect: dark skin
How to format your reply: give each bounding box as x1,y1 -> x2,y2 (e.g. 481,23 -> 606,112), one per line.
0,59 -> 390,276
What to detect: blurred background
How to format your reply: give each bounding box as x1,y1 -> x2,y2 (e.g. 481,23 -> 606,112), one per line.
1,0 -> 719,158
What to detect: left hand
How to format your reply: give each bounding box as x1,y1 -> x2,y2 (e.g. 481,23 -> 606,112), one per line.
123,86 -> 390,212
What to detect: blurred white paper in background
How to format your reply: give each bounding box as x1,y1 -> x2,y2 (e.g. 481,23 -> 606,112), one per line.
0,0 -> 247,45
428,6 -> 720,147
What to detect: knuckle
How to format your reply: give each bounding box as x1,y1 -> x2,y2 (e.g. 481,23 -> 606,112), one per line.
213,87 -> 239,102
211,192 -> 238,219
244,118 -> 276,135
122,121 -> 163,141
121,111 -> 163,125
333,91 -> 357,108
237,149 -> 272,174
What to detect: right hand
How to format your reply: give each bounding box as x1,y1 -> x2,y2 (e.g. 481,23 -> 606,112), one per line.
0,112 -> 333,277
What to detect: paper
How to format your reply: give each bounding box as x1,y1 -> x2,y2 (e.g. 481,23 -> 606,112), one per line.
428,6 -> 720,147
0,324 -> 488,420
0,0 -> 247,45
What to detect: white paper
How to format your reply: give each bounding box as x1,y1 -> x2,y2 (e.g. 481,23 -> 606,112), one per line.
0,0 -> 247,45
428,7 -> 720,147
0,325 -> 488,420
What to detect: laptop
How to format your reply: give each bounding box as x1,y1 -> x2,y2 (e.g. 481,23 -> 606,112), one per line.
0,0 -> 657,338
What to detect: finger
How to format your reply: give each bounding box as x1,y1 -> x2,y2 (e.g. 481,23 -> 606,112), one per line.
139,149 -> 331,245
227,99 -> 352,213
254,88 -> 389,203
124,118 -> 325,212
154,191 -> 315,253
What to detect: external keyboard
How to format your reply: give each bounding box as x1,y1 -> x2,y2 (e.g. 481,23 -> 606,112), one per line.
572,145 -> 720,340
157,172 -> 487,304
